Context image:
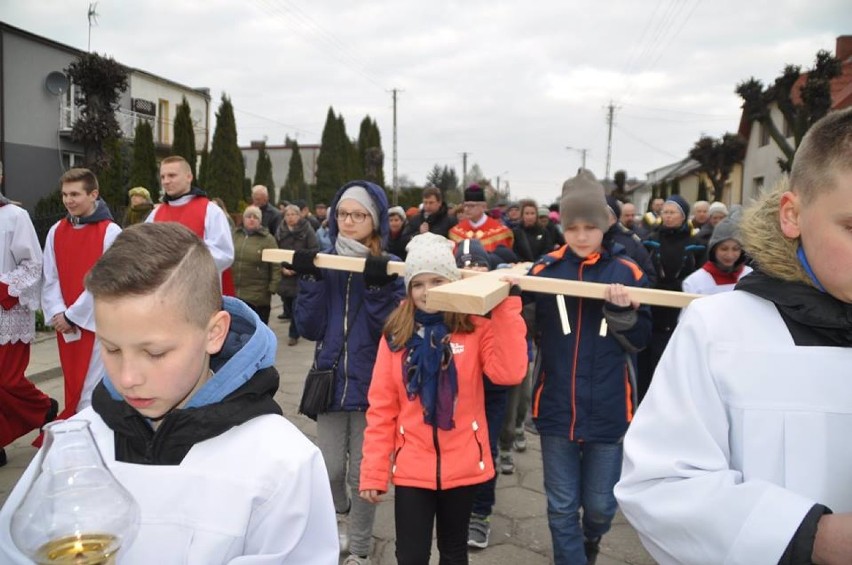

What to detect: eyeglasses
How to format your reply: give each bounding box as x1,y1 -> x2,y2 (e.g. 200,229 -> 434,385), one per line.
336,210 -> 369,223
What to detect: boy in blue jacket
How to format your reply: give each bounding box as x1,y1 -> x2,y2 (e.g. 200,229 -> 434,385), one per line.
528,170 -> 652,565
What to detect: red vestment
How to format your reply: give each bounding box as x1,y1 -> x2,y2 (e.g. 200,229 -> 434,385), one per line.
153,198 -> 235,295
53,219 -> 110,421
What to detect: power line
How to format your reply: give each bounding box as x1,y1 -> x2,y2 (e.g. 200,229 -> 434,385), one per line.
251,0 -> 386,91
614,123 -> 682,160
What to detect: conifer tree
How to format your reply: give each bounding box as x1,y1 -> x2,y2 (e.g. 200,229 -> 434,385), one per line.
253,144 -> 275,192
197,147 -> 209,190
283,141 -> 307,205
206,94 -> 244,210
98,136 -> 128,211
315,107 -> 347,204
358,116 -> 384,187
130,121 -> 159,201
172,96 -> 197,176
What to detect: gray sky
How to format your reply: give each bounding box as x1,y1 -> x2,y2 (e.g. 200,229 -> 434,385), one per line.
4,0 -> 850,204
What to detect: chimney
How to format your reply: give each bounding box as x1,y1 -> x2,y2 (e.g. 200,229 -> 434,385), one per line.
838,35 -> 852,63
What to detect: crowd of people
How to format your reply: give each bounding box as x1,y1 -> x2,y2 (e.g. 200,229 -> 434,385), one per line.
1,107 -> 852,564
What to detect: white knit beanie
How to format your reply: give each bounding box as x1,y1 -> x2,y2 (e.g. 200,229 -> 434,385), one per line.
404,233 -> 461,289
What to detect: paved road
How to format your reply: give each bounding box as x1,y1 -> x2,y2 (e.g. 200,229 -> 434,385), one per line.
0,311 -> 655,565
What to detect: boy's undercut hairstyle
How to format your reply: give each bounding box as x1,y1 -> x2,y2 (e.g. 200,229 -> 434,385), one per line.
160,155 -> 192,174
791,107 -> 852,204
85,223 -> 221,328
60,168 -> 99,194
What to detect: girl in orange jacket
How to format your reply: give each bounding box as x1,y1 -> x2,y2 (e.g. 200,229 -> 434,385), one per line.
359,233 -> 527,564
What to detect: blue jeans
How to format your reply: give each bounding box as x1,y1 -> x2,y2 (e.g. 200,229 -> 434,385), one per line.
540,435 -> 623,565
470,382 -> 508,517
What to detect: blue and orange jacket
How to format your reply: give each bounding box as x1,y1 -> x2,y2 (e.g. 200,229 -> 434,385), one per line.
529,243 -> 652,442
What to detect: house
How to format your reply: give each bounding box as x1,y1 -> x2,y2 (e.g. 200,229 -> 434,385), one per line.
739,35 -> 852,203
0,22 -> 211,210
241,141 -> 321,203
645,155 -> 744,209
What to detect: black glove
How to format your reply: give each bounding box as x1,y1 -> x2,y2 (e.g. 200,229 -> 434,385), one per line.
363,255 -> 398,288
289,249 -> 322,279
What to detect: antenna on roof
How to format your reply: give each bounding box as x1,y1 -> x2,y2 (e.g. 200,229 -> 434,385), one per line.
87,2 -> 99,52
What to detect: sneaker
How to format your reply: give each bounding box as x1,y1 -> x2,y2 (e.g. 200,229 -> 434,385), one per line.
584,537 -> 601,565
0,448 -> 6,468
342,555 -> 370,565
499,452 -> 515,475
336,513 -> 349,554
467,514 -> 491,549
513,428 -> 527,452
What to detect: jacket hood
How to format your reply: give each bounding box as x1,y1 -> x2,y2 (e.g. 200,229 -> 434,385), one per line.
92,297 -> 281,464
740,179 -> 811,287
68,199 -> 114,225
327,181 -> 390,246
162,185 -> 208,203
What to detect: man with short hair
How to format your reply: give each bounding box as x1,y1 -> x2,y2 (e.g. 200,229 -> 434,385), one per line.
448,184 -> 513,252
147,156 -> 235,293
314,202 -> 328,223
405,185 -> 457,238
42,168 -> 121,423
294,199 -> 320,231
691,200 -> 710,231
251,184 -> 282,237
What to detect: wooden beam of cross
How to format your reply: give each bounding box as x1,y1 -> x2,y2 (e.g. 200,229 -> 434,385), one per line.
262,249 -> 701,315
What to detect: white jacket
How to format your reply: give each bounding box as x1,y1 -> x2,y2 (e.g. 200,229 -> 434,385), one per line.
0,408 -> 338,565
615,290 -> 852,564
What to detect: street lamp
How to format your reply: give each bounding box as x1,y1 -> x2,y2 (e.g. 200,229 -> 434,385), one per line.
566,146 -> 588,171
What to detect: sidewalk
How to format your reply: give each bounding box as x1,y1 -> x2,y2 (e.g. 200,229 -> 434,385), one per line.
1,316 -> 655,565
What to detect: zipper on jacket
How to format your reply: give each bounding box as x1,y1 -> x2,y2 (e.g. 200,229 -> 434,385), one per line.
472,420 -> 485,471
235,232 -> 249,289
569,263 -> 586,440
339,274 -> 352,408
433,425 -> 442,490
392,425 -> 405,474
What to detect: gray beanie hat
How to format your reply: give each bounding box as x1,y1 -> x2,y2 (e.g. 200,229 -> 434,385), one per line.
708,201 -> 729,218
708,209 -> 743,252
404,233 -> 461,289
338,184 -> 380,226
559,169 -> 609,232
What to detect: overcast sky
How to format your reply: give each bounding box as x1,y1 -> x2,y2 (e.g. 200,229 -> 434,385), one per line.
4,0 -> 851,204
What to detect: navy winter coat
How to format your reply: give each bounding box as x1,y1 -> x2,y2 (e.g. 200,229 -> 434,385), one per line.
296,181 -> 406,411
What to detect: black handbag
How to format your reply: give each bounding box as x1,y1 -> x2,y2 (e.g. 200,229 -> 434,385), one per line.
298,300 -> 363,420
298,366 -> 335,421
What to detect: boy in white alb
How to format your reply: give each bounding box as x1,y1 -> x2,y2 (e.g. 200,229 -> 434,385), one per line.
41,168 -> 120,421
0,222 -> 337,563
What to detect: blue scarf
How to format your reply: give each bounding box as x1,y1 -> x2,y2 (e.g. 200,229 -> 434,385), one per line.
797,246 -> 826,293
400,310 -> 458,430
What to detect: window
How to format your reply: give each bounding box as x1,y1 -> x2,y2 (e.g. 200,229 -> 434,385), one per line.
60,84 -> 77,130
753,176 -> 765,195
158,99 -> 170,144
758,122 -> 770,147
62,152 -> 84,170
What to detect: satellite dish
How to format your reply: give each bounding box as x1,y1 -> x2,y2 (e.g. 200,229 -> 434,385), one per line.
45,72 -> 69,96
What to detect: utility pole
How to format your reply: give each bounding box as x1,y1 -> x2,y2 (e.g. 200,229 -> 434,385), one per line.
391,88 -> 401,205
605,100 -> 619,180
87,3 -> 99,52
460,152 -> 470,187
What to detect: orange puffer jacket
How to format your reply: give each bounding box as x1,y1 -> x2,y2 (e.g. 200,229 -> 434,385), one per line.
360,296 -> 527,493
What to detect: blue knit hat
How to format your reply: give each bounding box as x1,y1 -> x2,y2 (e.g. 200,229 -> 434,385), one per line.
665,194 -> 690,220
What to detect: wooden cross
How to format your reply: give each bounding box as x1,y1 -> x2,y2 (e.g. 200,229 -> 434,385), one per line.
262,249 -> 700,315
